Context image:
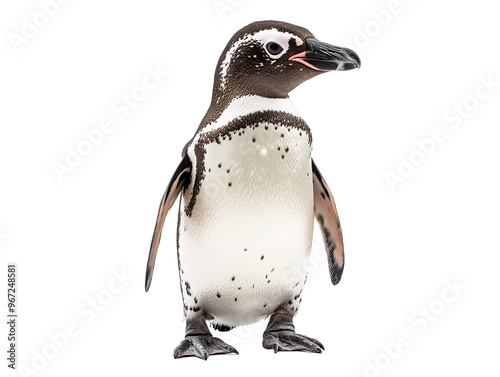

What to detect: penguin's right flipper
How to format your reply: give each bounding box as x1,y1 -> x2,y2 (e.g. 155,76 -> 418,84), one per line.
145,155 -> 191,292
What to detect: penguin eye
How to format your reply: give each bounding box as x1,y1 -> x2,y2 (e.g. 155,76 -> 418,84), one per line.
265,42 -> 284,56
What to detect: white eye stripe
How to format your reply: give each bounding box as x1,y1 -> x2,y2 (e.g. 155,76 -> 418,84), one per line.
252,29 -> 302,59
219,28 -> 303,89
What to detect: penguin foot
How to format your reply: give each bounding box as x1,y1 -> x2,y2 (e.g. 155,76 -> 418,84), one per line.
263,331 -> 324,353
262,312 -> 324,353
173,335 -> 239,360
175,315 -> 238,359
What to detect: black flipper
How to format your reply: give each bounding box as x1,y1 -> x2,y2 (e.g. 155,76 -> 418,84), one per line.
145,155 -> 191,292
311,159 -> 345,285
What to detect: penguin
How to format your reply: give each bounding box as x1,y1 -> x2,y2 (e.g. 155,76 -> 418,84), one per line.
145,20 -> 360,359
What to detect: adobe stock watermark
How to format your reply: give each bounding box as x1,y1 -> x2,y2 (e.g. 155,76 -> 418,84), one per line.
0,232 -> 7,245
349,0 -> 417,52
7,0 -> 71,54
51,64 -> 168,182
212,0 -> 244,21
384,74 -> 499,191
18,267 -> 134,377
350,278 -> 466,377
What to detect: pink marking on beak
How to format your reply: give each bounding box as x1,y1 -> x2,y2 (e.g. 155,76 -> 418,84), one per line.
289,51 -> 306,59
289,52 -> 324,71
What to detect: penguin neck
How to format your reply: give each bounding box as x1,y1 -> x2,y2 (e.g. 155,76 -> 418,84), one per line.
183,88 -> 299,156
198,93 -> 300,137
202,85 -> 290,127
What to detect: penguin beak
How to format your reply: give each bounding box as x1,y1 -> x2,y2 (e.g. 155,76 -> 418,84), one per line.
289,37 -> 361,71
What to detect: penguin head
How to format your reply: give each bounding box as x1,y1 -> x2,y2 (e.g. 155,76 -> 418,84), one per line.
213,20 -> 360,100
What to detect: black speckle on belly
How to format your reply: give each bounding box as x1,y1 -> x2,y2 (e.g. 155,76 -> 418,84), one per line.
184,281 -> 191,296
213,323 -> 234,332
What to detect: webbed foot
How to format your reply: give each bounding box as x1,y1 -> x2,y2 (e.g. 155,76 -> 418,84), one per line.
174,316 -> 238,360
262,312 -> 324,353
263,331 -> 324,353
174,335 -> 238,360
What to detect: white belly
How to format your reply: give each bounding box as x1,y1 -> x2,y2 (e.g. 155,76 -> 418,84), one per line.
178,121 -> 314,327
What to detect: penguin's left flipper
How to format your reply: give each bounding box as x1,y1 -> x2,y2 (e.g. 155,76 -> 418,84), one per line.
145,155 -> 192,292
312,159 -> 345,285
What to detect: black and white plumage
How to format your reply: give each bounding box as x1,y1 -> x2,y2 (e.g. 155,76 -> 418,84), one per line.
145,20 -> 360,359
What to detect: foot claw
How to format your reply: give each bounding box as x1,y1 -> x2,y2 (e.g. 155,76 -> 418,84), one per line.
211,337 -> 239,355
173,335 -> 238,360
263,331 -> 325,353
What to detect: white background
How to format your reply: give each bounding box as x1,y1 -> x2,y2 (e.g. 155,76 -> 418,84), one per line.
1,0 -> 499,376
